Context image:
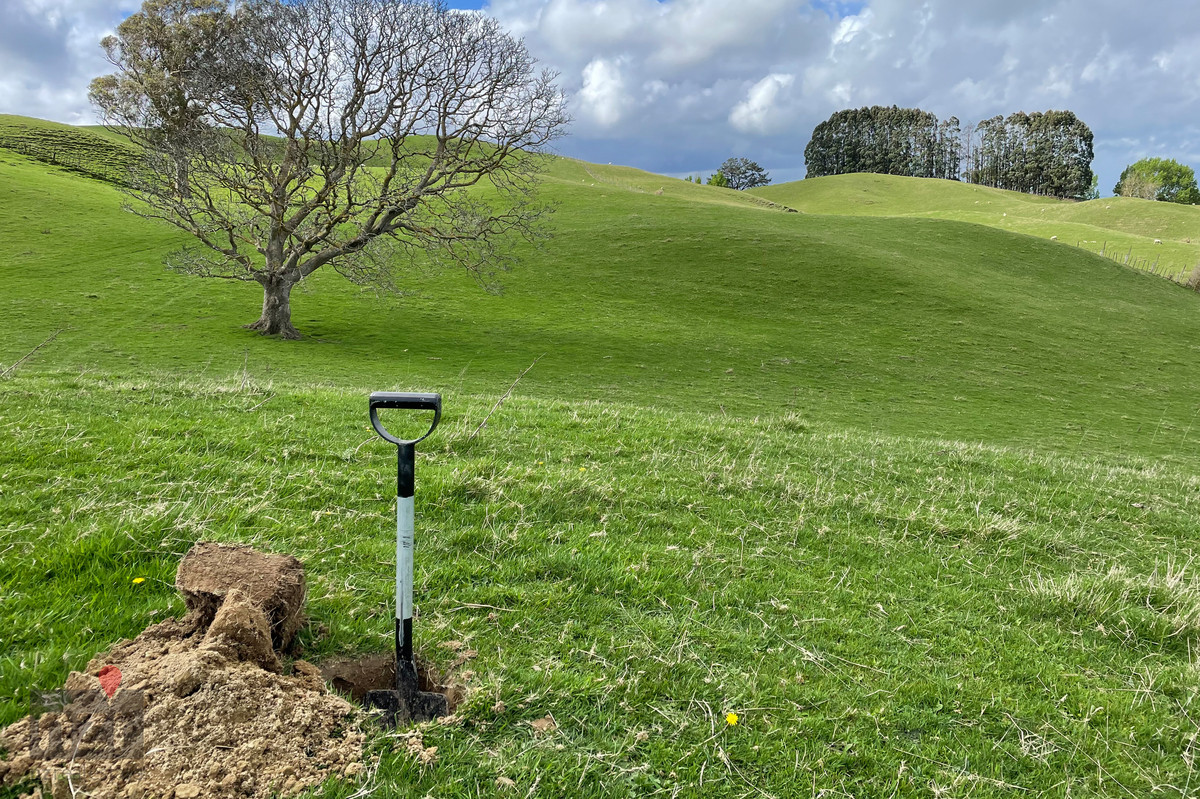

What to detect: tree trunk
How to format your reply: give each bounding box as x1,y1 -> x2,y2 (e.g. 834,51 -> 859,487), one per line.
245,275 -> 301,339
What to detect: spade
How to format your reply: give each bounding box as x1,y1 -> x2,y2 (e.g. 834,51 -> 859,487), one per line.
364,391 -> 448,726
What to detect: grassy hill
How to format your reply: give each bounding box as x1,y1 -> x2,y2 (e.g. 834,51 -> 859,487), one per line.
0,114 -> 138,185
4,144 -> 1200,458
3,122 -> 1200,796
753,173 -> 1200,283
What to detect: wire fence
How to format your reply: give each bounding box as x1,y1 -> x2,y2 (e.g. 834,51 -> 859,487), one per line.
0,131 -> 136,187
1073,239 -> 1197,288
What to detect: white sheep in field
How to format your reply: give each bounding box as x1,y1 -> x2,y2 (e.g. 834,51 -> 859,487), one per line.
1154,239 -> 1162,244
1050,235 -> 1058,241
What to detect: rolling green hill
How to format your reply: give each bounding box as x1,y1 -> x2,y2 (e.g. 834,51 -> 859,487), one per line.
3,121 -> 1200,797
753,173 -> 1200,282
2,139 -> 1200,459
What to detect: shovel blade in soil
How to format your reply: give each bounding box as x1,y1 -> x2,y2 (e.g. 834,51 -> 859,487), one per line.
364,688 -> 448,727
364,659 -> 447,726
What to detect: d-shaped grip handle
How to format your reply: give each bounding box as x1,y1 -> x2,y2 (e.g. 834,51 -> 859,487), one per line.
369,391 -> 442,445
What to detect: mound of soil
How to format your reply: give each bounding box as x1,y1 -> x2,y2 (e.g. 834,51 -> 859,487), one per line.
0,544 -> 366,799
176,542 -> 306,651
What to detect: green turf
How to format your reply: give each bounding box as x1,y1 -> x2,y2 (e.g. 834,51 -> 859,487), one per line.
753,173 -> 1200,283
2,373 -> 1200,797
3,121 -> 1200,797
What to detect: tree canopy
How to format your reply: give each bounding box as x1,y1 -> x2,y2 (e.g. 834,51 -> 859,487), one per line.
964,110 -> 1094,199
1114,158 -> 1200,204
804,106 -> 961,181
805,105 -> 1096,200
90,0 -> 568,339
714,157 -> 770,190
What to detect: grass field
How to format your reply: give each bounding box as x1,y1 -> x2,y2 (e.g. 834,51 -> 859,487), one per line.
3,122 -> 1200,796
753,173 -> 1200,284
4,373 -> 1200,797
4,143 -> 1200,459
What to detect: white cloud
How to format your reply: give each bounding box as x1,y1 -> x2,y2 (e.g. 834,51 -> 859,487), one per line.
578,57 -> 628,128
0,0 -> 140,124
830,9 -> 871,49
730,73 -> 796,134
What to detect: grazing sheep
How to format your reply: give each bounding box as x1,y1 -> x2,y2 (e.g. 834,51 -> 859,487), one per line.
1154,239 -> 1162,244
1050,235 -> 1058,241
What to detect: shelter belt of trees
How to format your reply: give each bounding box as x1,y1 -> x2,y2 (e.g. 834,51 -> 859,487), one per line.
805,106 -> 1096,201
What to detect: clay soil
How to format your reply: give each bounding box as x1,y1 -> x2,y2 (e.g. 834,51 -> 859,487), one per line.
0,551 -> 368,799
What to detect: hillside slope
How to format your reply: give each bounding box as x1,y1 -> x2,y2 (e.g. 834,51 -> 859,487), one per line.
4,121 -> 1200,798
752,173 -> 1200,282
2,132 -> 1200,460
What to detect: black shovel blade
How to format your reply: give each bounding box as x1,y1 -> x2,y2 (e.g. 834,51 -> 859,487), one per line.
364,659 -> 448,727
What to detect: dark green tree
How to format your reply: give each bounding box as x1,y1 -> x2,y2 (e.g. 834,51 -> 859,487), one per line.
804,106 -> 961,181
966,110 -> 1093,199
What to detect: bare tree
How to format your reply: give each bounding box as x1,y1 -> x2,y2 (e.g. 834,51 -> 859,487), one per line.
91,0 -> 567,339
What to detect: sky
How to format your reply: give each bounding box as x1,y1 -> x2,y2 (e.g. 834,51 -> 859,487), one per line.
3,0 -> 1199,194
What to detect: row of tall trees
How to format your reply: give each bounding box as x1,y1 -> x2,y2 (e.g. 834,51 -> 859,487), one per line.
805,106 -> 1096,200
964,111 -> 1094,199
804,107 -> 962,181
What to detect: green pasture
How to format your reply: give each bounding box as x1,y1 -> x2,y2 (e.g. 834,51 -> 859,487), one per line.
753,173 -> 1200,283
3,121 -> 1200,796
3,374 -> 1200,797
0,115 -> 137,185
3,140 -> 1200,459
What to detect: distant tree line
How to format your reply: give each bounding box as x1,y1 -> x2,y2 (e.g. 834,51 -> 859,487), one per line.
964,111 -> 1093,199
805,105 -> 1096,200
804,106 -> 962,181
684,157 -> 771,190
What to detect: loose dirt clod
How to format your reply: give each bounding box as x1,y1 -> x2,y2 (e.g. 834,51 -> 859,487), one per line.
202,588 -> 282,673
0,542 -> 365,799
176,542 -> 306,650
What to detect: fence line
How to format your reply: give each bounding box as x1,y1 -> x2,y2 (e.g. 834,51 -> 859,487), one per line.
0,137 -> 134,186
1072,239 -> 1195,287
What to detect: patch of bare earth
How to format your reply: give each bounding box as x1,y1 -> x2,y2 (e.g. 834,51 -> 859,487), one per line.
0,544 -> 367,799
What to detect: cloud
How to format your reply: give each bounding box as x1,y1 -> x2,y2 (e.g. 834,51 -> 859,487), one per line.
730,73 -> 796,135
578,58 -> 628,127
3,0 -> 1200,192
0,0 -> 140,124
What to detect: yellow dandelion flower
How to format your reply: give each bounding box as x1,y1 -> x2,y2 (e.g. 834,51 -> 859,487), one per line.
132,577 -> 147,585
726,712 -> 738,726
579,467 -> 587,473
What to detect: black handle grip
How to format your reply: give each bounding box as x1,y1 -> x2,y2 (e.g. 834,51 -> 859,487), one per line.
369,391 -> 442,446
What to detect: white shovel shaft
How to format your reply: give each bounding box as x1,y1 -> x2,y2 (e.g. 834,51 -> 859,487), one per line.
397,495 -> 414,622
